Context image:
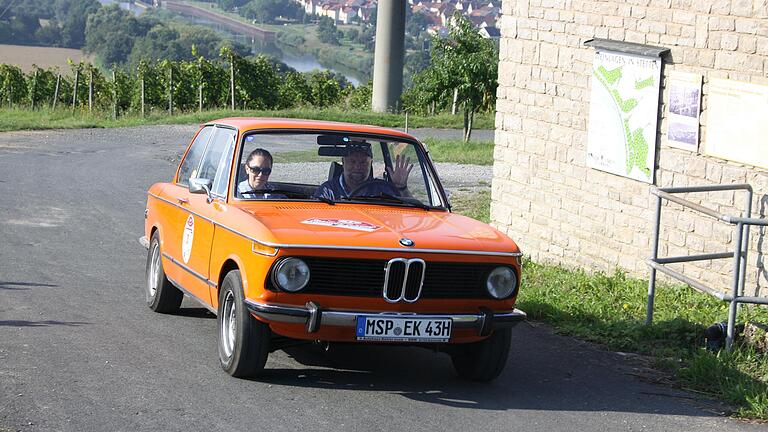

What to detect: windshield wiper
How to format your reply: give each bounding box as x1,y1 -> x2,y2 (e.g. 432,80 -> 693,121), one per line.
240,188 -> 295,196
314,195 -> 336,205
344,193 -> 430,209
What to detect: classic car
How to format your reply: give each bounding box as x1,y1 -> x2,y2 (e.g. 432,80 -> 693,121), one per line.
140,118 -> 526,381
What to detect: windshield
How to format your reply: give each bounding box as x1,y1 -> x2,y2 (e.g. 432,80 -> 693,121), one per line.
234,131 -> 447,208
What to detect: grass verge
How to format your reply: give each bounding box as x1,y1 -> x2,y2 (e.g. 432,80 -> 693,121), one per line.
0,107 -> 494,132
453,189 -> 768,419
423,139 -> 494,165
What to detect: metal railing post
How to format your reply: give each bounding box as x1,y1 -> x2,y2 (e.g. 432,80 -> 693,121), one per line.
726,221 -> 744,351
739,189 -> 753,297
646,193 -> 663,325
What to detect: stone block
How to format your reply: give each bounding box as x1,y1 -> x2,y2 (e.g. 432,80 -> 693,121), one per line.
695,15 -> 709,48
713,16 -> 737,31
603,15 -> 624,28
740,35 -> 758,54
630,5 -> 647,18
731,0 -> 753,17
626,29 -> 647,43
710,0 -> 731,15
672,10 -> 696,26
720,33 -> 739,50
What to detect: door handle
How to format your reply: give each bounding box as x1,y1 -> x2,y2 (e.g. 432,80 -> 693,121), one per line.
176,197 -> 189,205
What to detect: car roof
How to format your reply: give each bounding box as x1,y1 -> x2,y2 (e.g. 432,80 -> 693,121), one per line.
206,117 -> 418,141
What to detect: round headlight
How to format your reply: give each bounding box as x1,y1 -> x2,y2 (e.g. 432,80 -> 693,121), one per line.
486,266 -> 518,299
273,258 -> 310,292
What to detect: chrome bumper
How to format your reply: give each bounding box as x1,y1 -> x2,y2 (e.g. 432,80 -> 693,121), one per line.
139,236 -> 149,249
244,299 -> 526,337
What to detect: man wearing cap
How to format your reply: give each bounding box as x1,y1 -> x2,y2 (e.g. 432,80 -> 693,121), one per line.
313,143 -> 413,201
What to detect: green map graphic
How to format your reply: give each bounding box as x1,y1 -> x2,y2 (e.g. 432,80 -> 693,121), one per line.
594,65 -> 652,177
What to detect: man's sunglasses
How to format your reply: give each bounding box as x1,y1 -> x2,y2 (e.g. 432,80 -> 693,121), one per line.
248,165 -> 272,175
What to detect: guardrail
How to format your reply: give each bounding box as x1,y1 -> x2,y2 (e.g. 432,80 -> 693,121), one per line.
646,184 -> 768,350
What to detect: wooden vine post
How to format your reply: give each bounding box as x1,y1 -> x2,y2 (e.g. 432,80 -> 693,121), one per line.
52,74 -> 61,109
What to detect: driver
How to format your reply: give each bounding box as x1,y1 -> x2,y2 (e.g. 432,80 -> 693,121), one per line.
314,143 -> 413,201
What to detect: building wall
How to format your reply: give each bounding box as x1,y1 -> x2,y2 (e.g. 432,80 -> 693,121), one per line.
493,0 -> 768,296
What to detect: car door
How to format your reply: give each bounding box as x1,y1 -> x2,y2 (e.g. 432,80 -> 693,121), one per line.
190,126 -> 237,306
160,125 -> 212,303
161,125 -> 235,307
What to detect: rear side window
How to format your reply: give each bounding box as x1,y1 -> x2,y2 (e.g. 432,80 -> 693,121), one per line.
177,126 -> 213,186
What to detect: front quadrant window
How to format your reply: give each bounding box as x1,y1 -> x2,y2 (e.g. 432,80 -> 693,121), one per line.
177,126 -> 213,186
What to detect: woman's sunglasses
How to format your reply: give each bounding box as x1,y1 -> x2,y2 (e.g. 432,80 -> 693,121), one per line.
248,165 -> 272,175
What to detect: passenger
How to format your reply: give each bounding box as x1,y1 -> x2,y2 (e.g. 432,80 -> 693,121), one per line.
238,148 -> 285,199
314,143 -> 413,201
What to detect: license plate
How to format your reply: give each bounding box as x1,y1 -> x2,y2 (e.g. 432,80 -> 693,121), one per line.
355,316 -> 452,342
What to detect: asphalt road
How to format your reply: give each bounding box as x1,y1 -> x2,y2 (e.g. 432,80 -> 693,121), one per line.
0,126 -> 761,432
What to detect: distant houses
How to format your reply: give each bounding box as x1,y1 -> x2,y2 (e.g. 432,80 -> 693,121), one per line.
296,0 -> 500,37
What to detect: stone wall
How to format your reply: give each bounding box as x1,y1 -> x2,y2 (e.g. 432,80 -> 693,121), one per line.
493,0 -> 768,296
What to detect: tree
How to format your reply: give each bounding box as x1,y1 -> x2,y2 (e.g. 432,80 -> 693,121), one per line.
316,16 -> 339,45
85,5 -> 149,66
307,70 -> 342,107
54,0 -> 101,48
405,14 -> 497,142
241,0 -> 302,24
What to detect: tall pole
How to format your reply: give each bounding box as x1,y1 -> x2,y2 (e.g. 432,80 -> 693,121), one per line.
371,0 -> 405,113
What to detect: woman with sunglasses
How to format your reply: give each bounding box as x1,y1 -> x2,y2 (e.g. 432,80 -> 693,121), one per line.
237,148 -> 285,199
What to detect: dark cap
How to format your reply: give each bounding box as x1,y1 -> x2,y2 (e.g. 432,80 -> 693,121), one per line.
345,142 -> 372,157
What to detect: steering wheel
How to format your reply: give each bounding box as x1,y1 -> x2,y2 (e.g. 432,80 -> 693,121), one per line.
347,179 -> 399,197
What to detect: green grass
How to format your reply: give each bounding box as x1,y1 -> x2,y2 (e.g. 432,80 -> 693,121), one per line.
450,190 -> 768,419
423,138 -> 494,165
450,188 -> 490,222
0,107 -> 494,132
273,139 -> 494,166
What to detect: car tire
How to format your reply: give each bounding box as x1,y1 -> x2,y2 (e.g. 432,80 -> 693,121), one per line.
217,270 -> 270,378
146,232 -> 183,313
450,328 -> 511,382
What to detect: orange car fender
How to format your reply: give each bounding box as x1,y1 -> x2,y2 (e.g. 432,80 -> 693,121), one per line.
209,226 -> 276,309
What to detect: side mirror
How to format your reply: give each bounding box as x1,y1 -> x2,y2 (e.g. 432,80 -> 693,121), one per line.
189,178 -> 214,203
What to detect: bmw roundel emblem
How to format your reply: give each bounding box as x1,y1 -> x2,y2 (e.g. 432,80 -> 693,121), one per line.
399,238 -> 415,247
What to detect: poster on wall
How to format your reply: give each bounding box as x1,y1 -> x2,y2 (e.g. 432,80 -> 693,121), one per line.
704,78 -> 768,170
586,49 -> 662,184
666,71 -> 702,151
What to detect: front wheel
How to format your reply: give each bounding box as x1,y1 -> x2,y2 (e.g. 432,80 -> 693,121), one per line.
450,328 -> 512,381
218,270 -> 270,378
146,232 -> 183,313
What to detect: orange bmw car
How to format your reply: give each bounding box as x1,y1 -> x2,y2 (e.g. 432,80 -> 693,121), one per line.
140,118 -> 525,381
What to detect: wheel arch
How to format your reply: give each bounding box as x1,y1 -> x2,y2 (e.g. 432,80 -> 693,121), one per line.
217,258 -> 242,297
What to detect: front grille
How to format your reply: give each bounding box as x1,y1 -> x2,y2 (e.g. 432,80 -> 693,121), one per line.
268,257 -> 510,299
383,258 -> 424,302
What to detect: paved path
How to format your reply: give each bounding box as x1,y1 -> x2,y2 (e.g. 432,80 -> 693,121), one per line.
0,126 -> 760,432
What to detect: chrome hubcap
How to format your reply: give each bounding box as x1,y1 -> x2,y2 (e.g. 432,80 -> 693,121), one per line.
147,243 -> 160,300
220,291 -> 236,358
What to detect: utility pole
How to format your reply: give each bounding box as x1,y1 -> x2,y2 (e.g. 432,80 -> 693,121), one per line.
371,0 -> 405,113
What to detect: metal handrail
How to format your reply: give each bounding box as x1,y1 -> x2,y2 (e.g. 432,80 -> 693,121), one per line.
646,184 -> 768,350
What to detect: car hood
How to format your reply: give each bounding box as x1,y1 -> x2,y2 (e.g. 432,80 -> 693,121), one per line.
238,202 -> 520,254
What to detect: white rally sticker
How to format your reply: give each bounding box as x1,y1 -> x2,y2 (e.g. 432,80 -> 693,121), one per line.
182,215 -> 194,263
301,217 -> 380,232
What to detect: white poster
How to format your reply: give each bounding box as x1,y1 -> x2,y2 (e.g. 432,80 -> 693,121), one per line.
587,50 -> 662,183
705,78 -> 768,170
666,71 -> 702,151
